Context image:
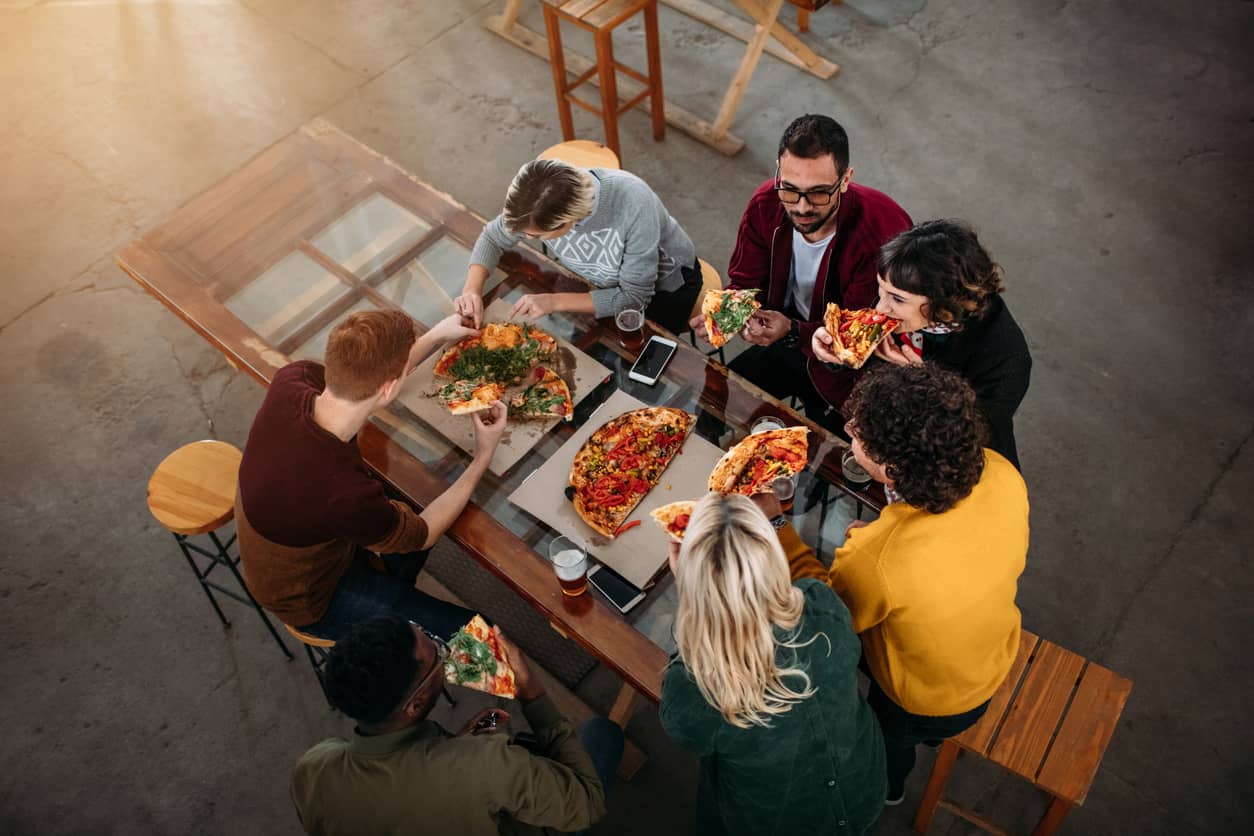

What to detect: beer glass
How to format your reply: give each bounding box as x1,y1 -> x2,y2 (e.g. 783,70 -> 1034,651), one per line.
549,535 -> 588,597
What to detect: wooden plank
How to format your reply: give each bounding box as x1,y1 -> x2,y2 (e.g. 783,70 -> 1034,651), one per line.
958,630 -> 1040,755
987,640 -> 1086,779
661,0 -> 838,79
583,0 -> 649,30
1035,663 -> 1133,803
935,800 -> 1012,836
481,15 -> 745,156
712,0 -> 784,136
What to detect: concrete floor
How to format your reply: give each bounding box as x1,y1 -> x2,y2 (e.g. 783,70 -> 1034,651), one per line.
1,0 -> 1250,833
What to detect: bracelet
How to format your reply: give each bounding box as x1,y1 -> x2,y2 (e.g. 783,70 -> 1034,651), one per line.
782,319 -> 800,348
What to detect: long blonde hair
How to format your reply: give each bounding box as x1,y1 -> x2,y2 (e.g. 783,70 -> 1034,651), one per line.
673,493 -> 820,728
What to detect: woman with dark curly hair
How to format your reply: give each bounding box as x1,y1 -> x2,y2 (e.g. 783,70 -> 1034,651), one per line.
785,364 -> 1029,805
812,219 -> 1031,468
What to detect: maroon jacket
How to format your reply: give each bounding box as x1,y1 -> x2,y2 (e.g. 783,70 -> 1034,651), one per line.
727,179 -> 911,409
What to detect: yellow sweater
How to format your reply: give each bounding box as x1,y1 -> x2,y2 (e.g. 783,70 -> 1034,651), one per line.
784,450 -> 1029,716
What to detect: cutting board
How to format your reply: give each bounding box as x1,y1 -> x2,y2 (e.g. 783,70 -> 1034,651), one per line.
507,389 -> 725,589
396,299 -> 612,475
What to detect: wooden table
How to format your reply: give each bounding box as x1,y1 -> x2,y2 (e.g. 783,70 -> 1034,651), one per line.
116,118 -> 881,719
485,0 -> 839,156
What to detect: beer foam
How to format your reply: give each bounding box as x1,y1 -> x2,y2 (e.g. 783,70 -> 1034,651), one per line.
553,549 -> 585,580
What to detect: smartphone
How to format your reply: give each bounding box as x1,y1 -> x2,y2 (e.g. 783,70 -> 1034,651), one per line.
587,563 -> 646,614
627,336 -> 677,386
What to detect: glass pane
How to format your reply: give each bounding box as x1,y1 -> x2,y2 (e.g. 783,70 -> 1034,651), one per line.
225,252 -> 348,345
311,193 -> 432,277
291,297 -> 377,362
376,237 -> 506,326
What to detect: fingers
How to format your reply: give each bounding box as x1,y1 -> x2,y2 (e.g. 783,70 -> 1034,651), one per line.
812,328 -> 839,363
470,296 -> 483,329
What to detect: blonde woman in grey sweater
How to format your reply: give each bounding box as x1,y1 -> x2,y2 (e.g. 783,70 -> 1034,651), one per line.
456,159 -> 700,334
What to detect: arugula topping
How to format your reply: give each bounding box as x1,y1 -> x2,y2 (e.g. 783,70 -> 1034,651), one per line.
710,291 -> 759,335
446,630 -> 498,685
449,340 -> 549,384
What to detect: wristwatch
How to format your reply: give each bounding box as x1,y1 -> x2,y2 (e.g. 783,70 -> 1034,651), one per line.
770,515 -> 788,530
781,318 -> 801,348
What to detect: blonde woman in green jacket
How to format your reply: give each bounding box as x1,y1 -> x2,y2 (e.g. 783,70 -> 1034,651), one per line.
659,493 -> 885,836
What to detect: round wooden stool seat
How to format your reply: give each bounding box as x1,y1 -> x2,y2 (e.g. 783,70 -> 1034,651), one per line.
146,440 -> 242,536
688,258 -> 724,320
285,624 -> 336,649
538,139 -> 621,170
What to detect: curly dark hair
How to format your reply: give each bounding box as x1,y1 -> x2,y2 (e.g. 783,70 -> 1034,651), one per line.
845,364 -> 987,514
877,219 -> 1004,325
323,616 -> 419,725
777,114 -> 850,172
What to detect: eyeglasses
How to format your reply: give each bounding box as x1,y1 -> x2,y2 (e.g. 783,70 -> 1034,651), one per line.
774,164 -> 845,206
403,625 -> 450,706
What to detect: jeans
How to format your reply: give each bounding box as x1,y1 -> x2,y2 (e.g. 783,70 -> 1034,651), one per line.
574,718 -> 625,836
866,678 -> 989,798
299,550 -> 474,642
645,258 -> 703,335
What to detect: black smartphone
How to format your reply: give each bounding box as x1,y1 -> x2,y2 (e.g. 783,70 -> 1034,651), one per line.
627,336 -> 678,386
587,563 -> 646,614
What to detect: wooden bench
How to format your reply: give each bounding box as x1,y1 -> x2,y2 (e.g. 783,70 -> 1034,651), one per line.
912,630 -> 1133,835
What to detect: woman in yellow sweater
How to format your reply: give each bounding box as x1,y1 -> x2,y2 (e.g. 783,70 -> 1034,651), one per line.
786,363 -> 1030,804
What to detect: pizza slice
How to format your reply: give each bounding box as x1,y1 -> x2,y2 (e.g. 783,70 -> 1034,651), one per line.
822,304 -> 901,369
650,500 -> 696,542
443,614 -> 517,698
509,366 -> 573,422
433,323 -> 558,384
437,379 -> 504,415
570,407 -> 695,538
702,288 -> 761,348
709,426 -> 810,496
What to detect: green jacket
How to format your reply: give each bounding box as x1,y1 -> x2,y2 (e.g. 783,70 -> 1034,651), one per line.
291,695 -> 605,836
659,579 -> 886,836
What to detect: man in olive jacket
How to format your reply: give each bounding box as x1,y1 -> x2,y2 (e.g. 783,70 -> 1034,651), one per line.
291,616 -> 622,836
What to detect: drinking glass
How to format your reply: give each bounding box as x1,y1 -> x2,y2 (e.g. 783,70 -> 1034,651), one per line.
614,307 -> 645,352
549,535 -> 588,597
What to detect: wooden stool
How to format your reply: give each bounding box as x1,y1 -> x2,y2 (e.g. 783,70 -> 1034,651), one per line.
542,0 -> 665,161
687,258 -> 726,365
147,440 -> 292,660
912,630 -> 1133,835
285,624 -> 337,707
539,138 -> 621,169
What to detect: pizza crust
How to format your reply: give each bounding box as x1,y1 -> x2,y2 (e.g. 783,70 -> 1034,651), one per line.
650,500 -> 696,541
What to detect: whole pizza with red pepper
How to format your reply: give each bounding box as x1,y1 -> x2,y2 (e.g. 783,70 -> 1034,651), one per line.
569,407 -> 694,538
822,304 -> 901,369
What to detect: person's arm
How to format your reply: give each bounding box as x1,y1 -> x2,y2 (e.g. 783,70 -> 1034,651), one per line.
407,314 -> 479,369
828,531 -> 893,634
658,661 -> 719,756
588,199 -> 662,318
415,401 -> 508,548
509,291 -> 596,321
778,521 -> 831,583
457,215 -> 520,327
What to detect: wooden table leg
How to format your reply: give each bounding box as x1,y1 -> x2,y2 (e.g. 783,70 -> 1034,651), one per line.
643,0 -> 666,141
1031,796 -> 1073,836
594,29 -> 621,160
542,6 -> 575,142
797,7 -> 809,32
912,739 -> 960,833
712,0 -> 785,137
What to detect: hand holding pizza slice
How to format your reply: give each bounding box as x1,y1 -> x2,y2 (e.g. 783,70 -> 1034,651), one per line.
701,288 -> 761,348
437,380 -> 505,415
443,615 -> 517,698
650,500 -> 696,542
821,304 -> 900,369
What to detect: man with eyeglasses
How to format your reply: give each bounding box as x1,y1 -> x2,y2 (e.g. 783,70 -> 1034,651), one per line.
692,114 -> 911,428
292,615 -> 623,835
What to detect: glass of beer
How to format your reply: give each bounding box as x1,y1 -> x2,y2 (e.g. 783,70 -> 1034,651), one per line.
549,535 -> 588,597
615,307 -> 645,353
771,475 -> 797,513
750,416 -> 786,435
841,448 -> 872,491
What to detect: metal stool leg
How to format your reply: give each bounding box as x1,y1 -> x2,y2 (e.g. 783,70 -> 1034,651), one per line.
208,530 -> 294,660
442,686 -> 457,707
306,644 -> 335,709
174,534 -> 231,627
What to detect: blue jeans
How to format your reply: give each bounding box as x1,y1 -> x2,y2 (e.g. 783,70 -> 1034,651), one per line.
574,718 -> 625,836
299,550 -> 474,642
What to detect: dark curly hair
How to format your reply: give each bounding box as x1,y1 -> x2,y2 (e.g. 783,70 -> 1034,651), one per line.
878,219 -> 1004,325
845,364 -> 987,514
323,616 -> 420,725
777,114 -> 849,172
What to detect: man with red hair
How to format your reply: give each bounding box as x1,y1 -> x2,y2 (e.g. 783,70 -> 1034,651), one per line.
236,310 -> 506,641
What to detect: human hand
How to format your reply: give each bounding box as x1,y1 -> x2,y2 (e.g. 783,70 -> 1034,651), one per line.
666,540 -> 681,577
495,629 -> 543,701
471,401 -> 508,457
844,519 -> 870,540
428,312 -> 480,344
688,313 -> 710,342
457,707 -> 511,737
741,310 -> 790,346
811,327 -> 843,364
751,490 -> 783,521
873,335 -> 923,366
509,294 -> 556,321
453,292 -> 484,328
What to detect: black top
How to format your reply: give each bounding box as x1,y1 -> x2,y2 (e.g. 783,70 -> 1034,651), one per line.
925,296 -> 1031,469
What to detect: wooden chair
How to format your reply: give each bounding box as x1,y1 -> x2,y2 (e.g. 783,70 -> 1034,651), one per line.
912,630 -> 1133,836
538,138 -> 621,170
542,0 -> 665,161
687,258 -> 726,364
147,440 -> 292,660
284,624 -> 337,707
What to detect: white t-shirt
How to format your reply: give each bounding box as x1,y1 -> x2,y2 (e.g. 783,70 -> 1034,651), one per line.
787,229 -> 835,320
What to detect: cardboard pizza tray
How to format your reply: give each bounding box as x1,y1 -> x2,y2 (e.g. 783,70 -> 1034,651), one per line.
507,388 -> 725,589
396,299 -> 612,476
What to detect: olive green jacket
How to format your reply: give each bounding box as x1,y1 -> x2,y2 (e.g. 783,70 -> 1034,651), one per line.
291,695 -> 605,836
660,578 -> 886,836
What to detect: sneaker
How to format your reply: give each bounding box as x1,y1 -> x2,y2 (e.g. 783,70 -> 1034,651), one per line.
884,791 -> 905,807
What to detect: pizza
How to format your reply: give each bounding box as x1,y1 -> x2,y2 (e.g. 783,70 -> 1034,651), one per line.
433,322 -> 557,384
708,426 -> 810,496
569,407 -> 694,538
437,380 -> 505,415
509,366 -> 573,422
701,288 -> 761,348
443,615 -> 517,698
650,500 -> 696,542
822,304 -> 901,369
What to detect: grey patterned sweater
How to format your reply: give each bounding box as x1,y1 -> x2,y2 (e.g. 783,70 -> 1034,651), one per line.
470,168 -> 695,318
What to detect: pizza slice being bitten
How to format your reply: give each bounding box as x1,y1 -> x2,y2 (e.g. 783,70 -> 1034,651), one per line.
443,615 -> 517,698
822,304 -> 900,369
702,288 -> 760,348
